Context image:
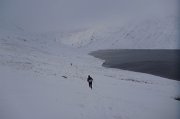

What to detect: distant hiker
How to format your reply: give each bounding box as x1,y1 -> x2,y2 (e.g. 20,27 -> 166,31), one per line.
87,75 -> 93,89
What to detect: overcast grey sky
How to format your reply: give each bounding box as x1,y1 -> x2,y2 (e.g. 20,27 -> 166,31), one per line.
0,0 -> 177,32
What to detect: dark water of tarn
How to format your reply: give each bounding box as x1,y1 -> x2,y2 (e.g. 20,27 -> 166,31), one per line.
90,49 -> 180,81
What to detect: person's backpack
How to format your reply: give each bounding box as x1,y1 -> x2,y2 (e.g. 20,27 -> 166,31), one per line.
87,76 -> 93,82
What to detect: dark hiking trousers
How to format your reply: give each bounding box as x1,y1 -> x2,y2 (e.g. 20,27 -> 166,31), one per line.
89,82 -> 92,89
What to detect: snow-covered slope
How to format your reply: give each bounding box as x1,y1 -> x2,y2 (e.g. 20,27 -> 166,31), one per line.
61,16 -> 179,50
0,0 -> 180,118
0,21 -> 180,119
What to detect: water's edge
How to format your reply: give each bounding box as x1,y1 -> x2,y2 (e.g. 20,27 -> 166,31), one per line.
90,49 -> 180,81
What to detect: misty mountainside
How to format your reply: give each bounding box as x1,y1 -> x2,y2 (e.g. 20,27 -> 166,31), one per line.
61,16 -> 179,50
1,0 -> 179,52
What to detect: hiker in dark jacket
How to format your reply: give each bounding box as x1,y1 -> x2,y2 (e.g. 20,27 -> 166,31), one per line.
87,75 -> 93,89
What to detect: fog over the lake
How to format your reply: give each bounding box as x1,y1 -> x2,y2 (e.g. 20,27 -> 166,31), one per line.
0,0 -> 177,32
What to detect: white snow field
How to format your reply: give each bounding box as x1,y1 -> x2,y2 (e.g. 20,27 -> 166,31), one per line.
0,19 -> 180,119
0,0 -> 180,119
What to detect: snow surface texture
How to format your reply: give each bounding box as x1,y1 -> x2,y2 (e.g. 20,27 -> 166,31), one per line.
0,1 -> 180,119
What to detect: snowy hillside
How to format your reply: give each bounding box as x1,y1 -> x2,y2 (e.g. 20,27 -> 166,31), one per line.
61,16 -> 179,50
1,20 -> 180,119
0,0 -> 180,118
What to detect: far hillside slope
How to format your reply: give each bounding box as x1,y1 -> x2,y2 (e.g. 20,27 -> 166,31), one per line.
61,16 -> 179,50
